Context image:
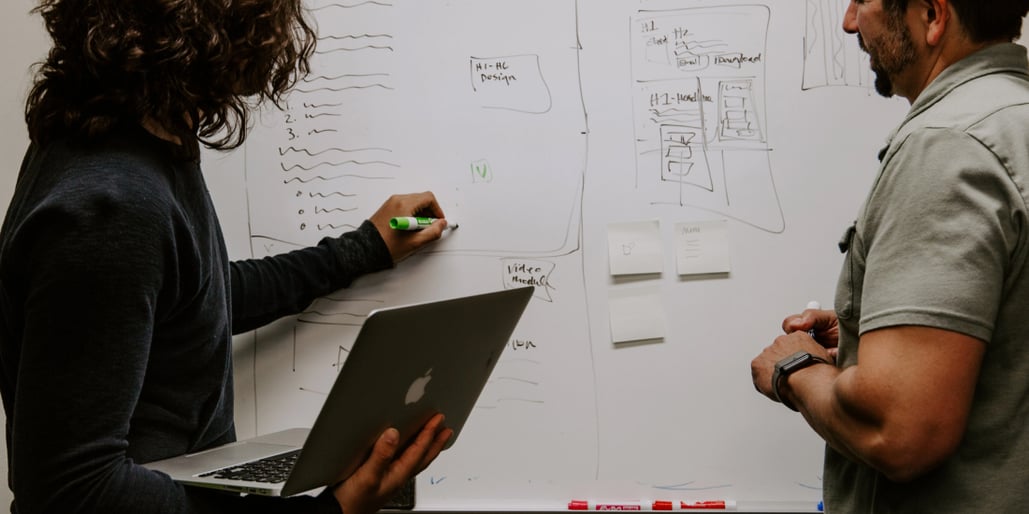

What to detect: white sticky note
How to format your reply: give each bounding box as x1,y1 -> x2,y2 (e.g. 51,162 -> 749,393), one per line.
607,220 -> 663,276
675,219 -> 731,275
608,287 -> 666,344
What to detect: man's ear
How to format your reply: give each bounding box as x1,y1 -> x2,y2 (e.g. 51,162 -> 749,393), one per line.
921,0 -> 951,46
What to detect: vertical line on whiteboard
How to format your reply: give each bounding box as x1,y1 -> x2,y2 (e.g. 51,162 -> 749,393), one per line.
694,76 -> 712,208
575,0 -> 602,479
722,150 -> 730,206
248,330 -> 258,432
242,127 -> 260,434
628,14 -> 640,190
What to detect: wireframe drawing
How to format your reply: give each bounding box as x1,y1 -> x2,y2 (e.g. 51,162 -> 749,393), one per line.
239,0 -> 599,495
631,5 -> 784,233
802,0 -> 872,89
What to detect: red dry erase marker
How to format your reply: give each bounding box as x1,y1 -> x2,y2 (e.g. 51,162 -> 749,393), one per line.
568,500 -> 644,510
681,500 -> 737,510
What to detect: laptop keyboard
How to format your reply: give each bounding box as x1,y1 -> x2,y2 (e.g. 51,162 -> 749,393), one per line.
198,449 -> 301,483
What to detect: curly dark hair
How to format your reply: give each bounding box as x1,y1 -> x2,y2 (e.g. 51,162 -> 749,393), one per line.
881,0 -> 1029,43
25,0 -> 316,158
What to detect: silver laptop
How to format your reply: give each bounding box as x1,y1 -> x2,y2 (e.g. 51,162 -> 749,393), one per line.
144,286 -> 534,497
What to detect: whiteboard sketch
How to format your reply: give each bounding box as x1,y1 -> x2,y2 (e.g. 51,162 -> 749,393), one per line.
246,1 -> 585,257
802,0 -> 872,89
631,5 -> 785,233
241,0 -> 599,503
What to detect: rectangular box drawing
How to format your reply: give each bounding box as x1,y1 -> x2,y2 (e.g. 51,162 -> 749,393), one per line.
631,5 -> 784,234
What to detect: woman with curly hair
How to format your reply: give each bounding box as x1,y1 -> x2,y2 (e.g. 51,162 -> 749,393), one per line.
0,1 -> 454,513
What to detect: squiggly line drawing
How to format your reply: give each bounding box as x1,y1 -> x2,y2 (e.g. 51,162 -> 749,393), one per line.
680,39 -> 729,51
303,73 -> 390,82
317,34 -> 393,41
802,0 -> 870,89
308,191 -> 357,198
310,1 -> 392,11
805,0 -> 820,55
280,160 -> 400,172
279,146 -> 392,156
283,174 -> 396,184
317,223 -> 357,231
304,113 -> 341,119
302,102 -> 344,108
314,206 -> 358,214
315,45 -> 394,53
293,85 -> 394,94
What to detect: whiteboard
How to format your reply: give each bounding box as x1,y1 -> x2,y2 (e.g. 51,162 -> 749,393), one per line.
217,0 -> 912,510
0,0 -> 925,511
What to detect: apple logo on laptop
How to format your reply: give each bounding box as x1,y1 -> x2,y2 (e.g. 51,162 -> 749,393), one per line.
405,368 -> 432,405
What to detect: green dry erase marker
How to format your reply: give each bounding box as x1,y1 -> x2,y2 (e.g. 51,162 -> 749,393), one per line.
389,216 -> 437,230
388,217 -> 458,231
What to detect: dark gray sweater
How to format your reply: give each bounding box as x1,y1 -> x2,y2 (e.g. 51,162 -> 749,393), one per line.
0,126 -> 392,513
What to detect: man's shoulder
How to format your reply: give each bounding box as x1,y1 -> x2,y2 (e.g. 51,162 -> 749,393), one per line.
915,73 -> 1028,131
887,66 -> 1029,163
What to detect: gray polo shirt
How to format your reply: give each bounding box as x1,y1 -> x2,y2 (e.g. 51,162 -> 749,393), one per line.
826,43 -> 1029,513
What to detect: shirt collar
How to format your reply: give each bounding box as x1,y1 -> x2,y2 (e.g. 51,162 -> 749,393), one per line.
879,43 -> 1029,160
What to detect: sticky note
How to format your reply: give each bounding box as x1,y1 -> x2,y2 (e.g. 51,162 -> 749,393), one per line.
607,220 -> 663,276
675,219 -> 731,275
608,287 -> 665,344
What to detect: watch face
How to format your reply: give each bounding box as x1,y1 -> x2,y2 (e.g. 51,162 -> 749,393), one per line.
777,351 -> 813,373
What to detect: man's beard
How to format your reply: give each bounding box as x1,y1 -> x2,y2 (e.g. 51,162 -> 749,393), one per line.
857,16 -> 918,98
871,61 -> 895,98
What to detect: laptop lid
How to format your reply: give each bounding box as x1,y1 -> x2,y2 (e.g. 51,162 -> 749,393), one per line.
144,286 -> 534,497
281,285 -> 533,496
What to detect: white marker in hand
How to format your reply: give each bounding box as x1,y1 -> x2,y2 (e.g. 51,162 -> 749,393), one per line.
806,301 -> 821,339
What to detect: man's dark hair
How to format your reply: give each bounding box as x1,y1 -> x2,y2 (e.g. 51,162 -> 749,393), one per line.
25,0 -> 316,157
882,0 -> 1029,42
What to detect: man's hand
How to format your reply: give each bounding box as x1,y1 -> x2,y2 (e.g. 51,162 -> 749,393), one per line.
783,306 -> 840,360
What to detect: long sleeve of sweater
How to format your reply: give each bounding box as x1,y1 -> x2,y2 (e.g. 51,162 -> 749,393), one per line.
230,220 -> 392,334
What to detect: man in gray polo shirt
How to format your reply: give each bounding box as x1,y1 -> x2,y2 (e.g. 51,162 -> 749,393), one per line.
751,1 -> 1029,512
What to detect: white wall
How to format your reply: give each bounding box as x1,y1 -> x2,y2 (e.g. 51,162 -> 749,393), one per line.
0,1 -> 1023,511
0,1 -> 47,508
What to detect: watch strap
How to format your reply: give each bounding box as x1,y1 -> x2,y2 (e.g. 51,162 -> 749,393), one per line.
772,351 -> 829,411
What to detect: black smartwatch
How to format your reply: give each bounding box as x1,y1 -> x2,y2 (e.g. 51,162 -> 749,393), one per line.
772,351 -> 829,411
